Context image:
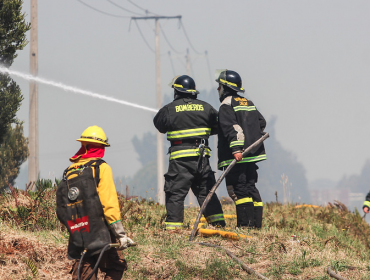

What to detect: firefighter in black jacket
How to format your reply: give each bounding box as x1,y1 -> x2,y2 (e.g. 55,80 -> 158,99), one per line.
216,69 -> 267,228
154,75 -> 225,230
363,192 -> 370,214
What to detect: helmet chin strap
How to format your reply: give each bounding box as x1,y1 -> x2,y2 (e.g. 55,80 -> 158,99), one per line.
218,84 -> 225,98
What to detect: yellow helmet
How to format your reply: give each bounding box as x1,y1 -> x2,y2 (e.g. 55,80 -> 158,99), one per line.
76,125 -> 110,147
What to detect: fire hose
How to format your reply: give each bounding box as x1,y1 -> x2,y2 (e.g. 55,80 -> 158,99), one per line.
189,132 -> 270,241
77,242 -> 137,280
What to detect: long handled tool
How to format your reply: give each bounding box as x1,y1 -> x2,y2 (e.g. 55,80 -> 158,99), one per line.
78,242 -> 137,280
197,242 -> 270,280
189,132 -> 269,241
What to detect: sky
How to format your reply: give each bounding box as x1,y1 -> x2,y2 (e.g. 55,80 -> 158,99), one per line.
11,0 -> 370,187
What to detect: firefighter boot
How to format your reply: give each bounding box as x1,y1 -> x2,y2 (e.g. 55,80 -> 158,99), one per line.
208,217 -> 226,228
236,202 -> 254,228
254,205 -> 263,229
211,219 -> 226,228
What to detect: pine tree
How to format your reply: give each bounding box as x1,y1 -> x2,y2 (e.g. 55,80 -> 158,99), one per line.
0,0 -> 31,188
0,124 -> 28,186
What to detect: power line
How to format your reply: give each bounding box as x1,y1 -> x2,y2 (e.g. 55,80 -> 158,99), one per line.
132,20 -> 167,55
127,0 -> 158,15
176,56 -> 186,68
133,20 -> 155,53
106,0 -> 144,16
179,19 -> 203,55
77,0 -> 131,18
160,23 -> 186,54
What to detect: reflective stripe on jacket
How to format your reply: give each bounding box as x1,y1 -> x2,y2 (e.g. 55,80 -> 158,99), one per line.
218,154 -> 267,169
169,148 -> 211,160
167,128 -> 211,140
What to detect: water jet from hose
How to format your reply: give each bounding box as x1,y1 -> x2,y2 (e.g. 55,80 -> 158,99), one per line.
0,66 -> 158,113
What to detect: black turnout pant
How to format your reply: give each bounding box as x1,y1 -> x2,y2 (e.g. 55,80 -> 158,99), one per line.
225,162 -> 263,228
164,157 -> 225,229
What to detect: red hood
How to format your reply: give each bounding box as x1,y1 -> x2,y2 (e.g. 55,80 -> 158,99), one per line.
70,144 -> 105,162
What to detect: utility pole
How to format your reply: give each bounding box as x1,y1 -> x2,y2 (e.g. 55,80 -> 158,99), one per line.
132,15 -> 182,205
154,18 -> 164,205
185,48 -> 190,76
185,48 -> 196,207
29,0 -> 38,189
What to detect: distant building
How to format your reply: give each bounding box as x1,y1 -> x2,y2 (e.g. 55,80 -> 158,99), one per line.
309,189 -> 364,210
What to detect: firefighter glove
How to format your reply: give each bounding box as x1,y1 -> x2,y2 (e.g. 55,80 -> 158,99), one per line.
109,221 -> 134,250
118,235 -> 135,250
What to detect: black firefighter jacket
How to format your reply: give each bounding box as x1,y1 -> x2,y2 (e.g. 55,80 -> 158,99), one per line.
153,96 -> 218,160
218,94 -> 266,170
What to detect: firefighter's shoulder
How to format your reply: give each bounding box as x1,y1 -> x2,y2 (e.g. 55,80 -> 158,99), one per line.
233,96 -> 252,106
220,96 -> 232,107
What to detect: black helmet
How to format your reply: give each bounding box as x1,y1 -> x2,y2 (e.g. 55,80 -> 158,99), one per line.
168,75 -> 199,95
215,69 -> 245,93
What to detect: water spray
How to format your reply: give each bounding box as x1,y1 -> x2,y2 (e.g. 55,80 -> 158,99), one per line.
0,67 -> 158,113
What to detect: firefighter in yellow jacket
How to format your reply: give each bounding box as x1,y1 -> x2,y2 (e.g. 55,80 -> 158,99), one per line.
56,126 -> 135,280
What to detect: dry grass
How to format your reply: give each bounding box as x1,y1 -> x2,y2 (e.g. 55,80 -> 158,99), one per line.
0,223 -> 73,279
1,185 -> 370,279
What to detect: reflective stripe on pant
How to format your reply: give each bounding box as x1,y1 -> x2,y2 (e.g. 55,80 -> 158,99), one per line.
206,213 -> 225,224
225,163 -> 263,228
235,197 -> 253,205
253,201 -> 263,228
164,157 -> 225,227
165,222 -> 183,230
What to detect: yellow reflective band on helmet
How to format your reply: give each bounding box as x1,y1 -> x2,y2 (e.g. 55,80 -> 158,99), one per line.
186,89 -> 197,92
79,136 -> 108,143
206,213 -> 225,223
77,125 -> 110,147
363,201 -> 370,208
218,154 -> 267,169
167,127 -> 211,140
169,148 -> 211,160
254,202 -> 263,207
173,84 -> 183,88
233,106 -> 256,112
165,222 -> 183,230
220,78 -> 237,87
240,88 -> 244,91
230,140 -> 244,148
235,197 -> 253,205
